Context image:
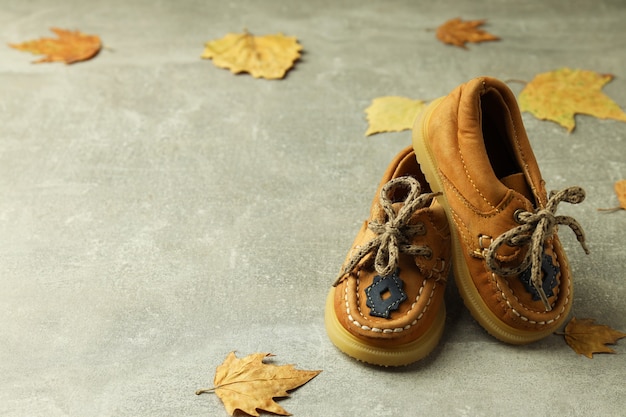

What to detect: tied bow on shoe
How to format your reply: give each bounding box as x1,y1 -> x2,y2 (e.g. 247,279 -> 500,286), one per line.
484,186 -> 590,311
333,176 -> 440,287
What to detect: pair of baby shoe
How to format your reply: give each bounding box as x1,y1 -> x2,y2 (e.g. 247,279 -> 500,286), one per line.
325,77 -> 589,366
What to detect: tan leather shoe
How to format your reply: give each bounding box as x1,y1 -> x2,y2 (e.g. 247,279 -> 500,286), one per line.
412,77 -> 589,344
325,146 -> 451,366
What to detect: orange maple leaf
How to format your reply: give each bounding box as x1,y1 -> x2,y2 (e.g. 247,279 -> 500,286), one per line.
599,179 -> 626,212
436,18 -> 499,48
196,352 -> 320,416
9,28 -> 102,64
563,317 -> 626,358
201,31 -> 302,79
612,180 -> 626,210
518,68 -> 626,132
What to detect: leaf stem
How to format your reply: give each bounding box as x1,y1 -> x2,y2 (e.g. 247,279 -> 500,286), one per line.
195,387 -> 216,395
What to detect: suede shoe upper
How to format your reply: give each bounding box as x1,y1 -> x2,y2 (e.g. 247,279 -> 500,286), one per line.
413,77 -> 588,342
326,146 -> 451,365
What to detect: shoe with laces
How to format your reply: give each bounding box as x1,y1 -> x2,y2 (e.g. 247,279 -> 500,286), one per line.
325,146 -> 451,366
412,76 -> 589,344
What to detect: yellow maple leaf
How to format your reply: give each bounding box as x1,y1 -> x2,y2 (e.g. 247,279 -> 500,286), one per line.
563,317 -> 626,358
519,68 -> 626,132
9,27 -> 101,64
201,31 -> 302,80
365,96 -> 426,136
196,352 -> 320,416
435,18 -> 500,48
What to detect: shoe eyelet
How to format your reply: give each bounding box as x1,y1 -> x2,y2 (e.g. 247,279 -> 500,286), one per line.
513,209 -> 526,224
424,248 -> 433,260
478,234 -> 492,249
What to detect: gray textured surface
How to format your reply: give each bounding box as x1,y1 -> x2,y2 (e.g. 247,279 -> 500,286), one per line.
1,1 -> 625,416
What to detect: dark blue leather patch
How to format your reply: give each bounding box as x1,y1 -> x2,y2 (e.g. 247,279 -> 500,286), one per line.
519,252 -> 559,301
365,270 -> 407,319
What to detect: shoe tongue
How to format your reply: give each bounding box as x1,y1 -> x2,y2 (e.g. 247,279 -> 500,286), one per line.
501,173 -> 534,203
391,201 -> 406,215
374,202 -> 405,221
379,202 -> 417,219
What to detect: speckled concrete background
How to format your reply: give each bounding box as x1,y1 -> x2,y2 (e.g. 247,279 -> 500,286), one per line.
1,1 -> 625,416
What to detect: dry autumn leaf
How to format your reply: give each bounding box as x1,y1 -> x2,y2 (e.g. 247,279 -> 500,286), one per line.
9,27 -> 101,64
599,179 -> 626,212
563,317 -> 626,358
436,18 -> 499,48
612,180 -> 626,210
201,31 -> 302,79
365,96 -> 426,136
519,68 -> 626,132
196,352 -> 320,416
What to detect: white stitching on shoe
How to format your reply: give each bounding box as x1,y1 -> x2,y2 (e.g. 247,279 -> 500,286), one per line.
485,187 -> 588,311
494,272 -> 568,326
456,133 -> 497,210
344,269 -> 436,333
439,171 -> 508,218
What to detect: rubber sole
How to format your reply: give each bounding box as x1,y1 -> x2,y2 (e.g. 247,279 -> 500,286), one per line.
324,287 -> 445,366
412,98 -> 569,344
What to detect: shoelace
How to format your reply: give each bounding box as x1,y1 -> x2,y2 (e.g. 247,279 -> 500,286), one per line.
484,186 -> 589,311
333,176 -> 440,287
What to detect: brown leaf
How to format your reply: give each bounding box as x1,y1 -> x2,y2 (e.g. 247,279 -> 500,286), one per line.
563,317 -> 626,358
518,68 -> 626,132
436,18 -> 499,48
9,28 -> 101,64
196,352 -> 321,416
364,96 -> 426,136
201,31 -> 302,79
